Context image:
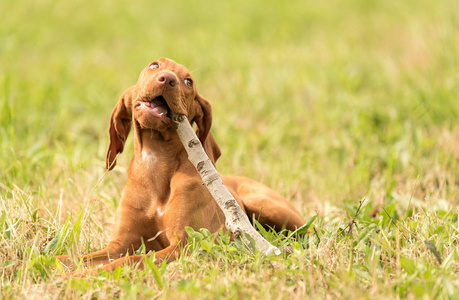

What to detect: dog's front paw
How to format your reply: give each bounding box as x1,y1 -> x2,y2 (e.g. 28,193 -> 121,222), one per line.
55,255 -> 74,268
63,268 -> 99,279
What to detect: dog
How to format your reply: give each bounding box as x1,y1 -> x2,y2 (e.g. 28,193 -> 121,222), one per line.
57,58 -> 305,276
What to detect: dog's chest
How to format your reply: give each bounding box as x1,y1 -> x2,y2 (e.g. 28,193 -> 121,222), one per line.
141,150 -> 158,164
144,201 -> 169,221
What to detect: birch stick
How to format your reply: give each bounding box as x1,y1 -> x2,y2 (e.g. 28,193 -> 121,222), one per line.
171,112 -> 281,256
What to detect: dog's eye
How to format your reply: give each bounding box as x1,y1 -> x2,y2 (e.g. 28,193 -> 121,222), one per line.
184,78 -> 193,87
149,63 -> 160,69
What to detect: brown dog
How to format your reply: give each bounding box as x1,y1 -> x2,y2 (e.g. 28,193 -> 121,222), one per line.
58,58 -> 305,276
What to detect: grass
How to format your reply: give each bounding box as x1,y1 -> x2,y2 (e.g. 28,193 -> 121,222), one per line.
1,0 -> 458,298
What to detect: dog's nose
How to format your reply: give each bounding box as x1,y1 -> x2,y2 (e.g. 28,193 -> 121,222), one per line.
156,72 -> 177,87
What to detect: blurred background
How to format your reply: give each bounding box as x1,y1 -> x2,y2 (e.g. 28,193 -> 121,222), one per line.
1,0 -> 458,220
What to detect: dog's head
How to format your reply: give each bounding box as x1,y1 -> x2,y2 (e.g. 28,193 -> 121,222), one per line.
106,58 -> 220,170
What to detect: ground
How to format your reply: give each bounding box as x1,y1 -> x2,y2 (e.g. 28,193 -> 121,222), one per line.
1,0 -> 458,298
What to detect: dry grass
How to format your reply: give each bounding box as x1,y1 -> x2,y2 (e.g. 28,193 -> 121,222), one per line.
1,0 -> 459,298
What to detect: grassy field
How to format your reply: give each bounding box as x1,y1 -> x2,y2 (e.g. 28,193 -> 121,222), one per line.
1,0 -> 458,298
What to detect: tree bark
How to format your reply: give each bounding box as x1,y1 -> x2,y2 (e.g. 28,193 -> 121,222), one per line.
171,112 -> 281,256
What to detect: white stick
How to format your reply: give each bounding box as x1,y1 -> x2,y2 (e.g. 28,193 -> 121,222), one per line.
171,112 -> 281,256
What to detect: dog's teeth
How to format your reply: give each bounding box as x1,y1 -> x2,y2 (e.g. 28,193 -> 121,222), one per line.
159,112 -> 164,116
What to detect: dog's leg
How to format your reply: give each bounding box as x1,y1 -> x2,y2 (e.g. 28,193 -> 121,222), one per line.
56,239 -> 139,269
242,195 -> 305,232
223,177 -> 305,232
64,243 -> 181,278
103,243 -> 181,271
56,249 -> 118,268
57,205 -> 147,268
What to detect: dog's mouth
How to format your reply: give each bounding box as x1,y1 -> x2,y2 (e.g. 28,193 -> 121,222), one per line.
136,96 -> 171,120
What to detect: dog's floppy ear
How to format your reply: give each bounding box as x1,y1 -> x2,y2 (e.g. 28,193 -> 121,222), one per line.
193,93 -> 221,163
203,131 -> 221,164
106,87 -> 135,170
193,93 -> 212,144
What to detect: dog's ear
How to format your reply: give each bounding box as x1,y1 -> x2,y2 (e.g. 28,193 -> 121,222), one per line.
106,87 -> 134,170
203,131 -> 221,164
192,93 -> 221,163
193,93 -> 212,144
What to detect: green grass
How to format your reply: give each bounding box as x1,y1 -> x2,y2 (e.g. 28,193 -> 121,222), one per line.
1,0 -> 459,298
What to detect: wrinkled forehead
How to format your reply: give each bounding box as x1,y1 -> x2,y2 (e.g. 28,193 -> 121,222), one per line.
157,58 -> 191,77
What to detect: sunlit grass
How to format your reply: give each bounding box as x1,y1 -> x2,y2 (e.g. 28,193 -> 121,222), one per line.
1,0 -> 458,298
